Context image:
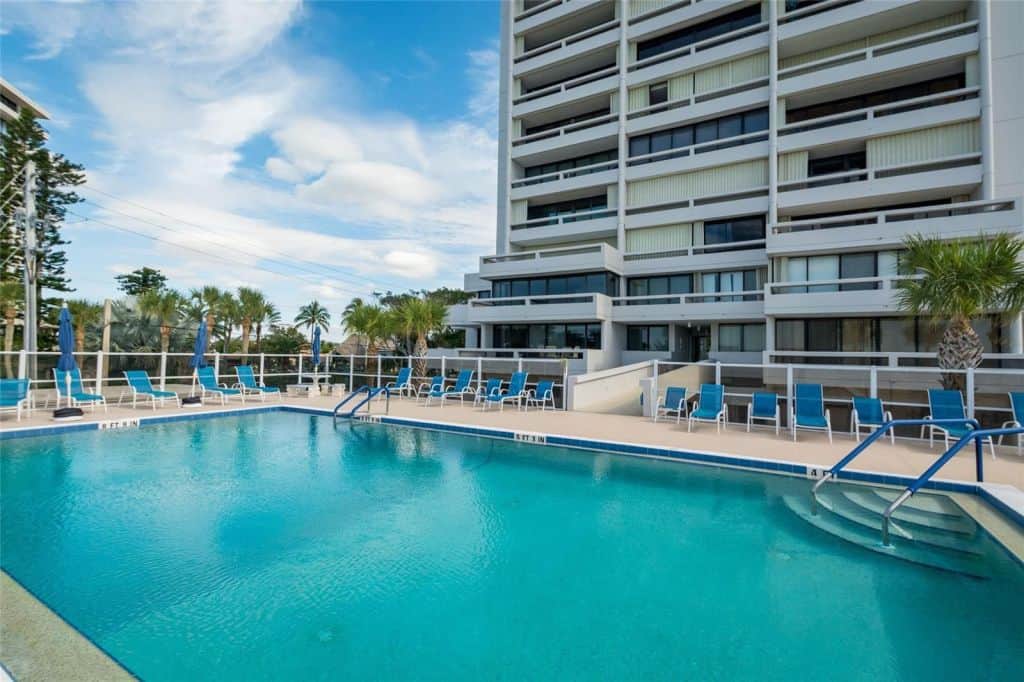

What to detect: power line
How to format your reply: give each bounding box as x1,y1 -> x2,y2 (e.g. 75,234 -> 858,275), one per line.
64,209 -> 376,299
77,185 -> 409,291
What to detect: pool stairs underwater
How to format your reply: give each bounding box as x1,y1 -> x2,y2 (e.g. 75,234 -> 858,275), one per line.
783,487 -> 989,578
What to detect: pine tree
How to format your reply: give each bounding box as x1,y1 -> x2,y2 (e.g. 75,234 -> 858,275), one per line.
0,108 -> 85,346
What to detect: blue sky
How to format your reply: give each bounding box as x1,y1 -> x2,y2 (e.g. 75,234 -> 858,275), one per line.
3,0 -> 500,338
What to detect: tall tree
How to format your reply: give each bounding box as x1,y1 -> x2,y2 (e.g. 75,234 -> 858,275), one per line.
294,300 -> 331,342
138,289 -> 184,354
0,108 -> 85,345
66,299 -> 103,352
0,281 -> 20,377
115,267 -> 167,296
896,233 -> 1024,389
236,287 -> 267,357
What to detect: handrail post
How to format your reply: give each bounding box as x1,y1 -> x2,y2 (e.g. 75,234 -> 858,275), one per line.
159,351 -> 168,390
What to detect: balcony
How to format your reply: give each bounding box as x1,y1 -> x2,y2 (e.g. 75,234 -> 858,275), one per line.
776,153 -> 982,213
610,291 -> 765,323
510,159 -> 618,201
467,293 -> 612,324
623,238 -> 767,277
769,199 -> 1024,256
764,275 -> 913,316
778,87 -> 980,153
626,21 -> 769,84
625,131 -> 768,180
512,113 -> 618,160
777,20 -> 979,98
509,207 -> 618,246
479,243 -> 624,280
514,20 -> 620,77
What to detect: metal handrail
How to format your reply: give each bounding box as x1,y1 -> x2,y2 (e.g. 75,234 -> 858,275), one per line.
332,385 -> 390,420
881,425 -> 1024,544
810,418 -> 981,509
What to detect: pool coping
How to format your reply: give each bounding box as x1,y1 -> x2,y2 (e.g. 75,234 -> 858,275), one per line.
3,403 -> 1023,540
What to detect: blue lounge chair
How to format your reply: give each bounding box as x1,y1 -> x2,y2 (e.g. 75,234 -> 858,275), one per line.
123,370 -> 180,410
688,383 -> 727,433
747,392 -> 779,435
924,388 -> 994,457
851,396 -> 892,444
234,365 -> 281,402
428,369 -> 474,407
654,386 -> 688,423
791,384 -> 832,442
0,378 -> 30,421
385,367 -> 414,398
999,391 -> 1024,455
474,377 -> 503,407
54,368 -> 107,412
483,371 -> 529,411
416,375 -> 444,401
525,380 -> 556,411
197,366 -> 245,405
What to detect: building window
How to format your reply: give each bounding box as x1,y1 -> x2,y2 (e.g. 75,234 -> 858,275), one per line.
492,272 -> 618,298
649,82 -> 669,106
628,107 -> 768,163
493,324 -> 602,349
627,325 -> 669,351
718,323 -> 765,352
636,4 -> 761,61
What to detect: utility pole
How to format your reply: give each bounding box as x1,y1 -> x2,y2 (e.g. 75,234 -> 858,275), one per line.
20,160 -> 38,378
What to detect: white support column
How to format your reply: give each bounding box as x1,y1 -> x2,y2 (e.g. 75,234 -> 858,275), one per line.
978,0 -> 995,199
95,350 -> 104,395
159,351 -> 168,390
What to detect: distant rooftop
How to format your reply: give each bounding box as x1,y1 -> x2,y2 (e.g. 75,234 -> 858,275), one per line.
0,77 -> 50,124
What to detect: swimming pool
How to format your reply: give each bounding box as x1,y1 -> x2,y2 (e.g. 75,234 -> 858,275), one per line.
2,411 -> 1022,680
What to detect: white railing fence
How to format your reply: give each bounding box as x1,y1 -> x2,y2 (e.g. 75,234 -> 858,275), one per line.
1,351 -> 572,410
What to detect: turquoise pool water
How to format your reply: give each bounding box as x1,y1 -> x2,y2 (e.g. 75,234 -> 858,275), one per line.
2,412 -> 1022,680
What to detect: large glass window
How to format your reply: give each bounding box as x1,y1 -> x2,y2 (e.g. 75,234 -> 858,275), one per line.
636,4 -> 761,61
629,108 -> 768,163
718,323 -> 765,352
627,325 -> 669,351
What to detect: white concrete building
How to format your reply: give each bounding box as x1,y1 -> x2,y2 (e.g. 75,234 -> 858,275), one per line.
452,0 -> 1024,371
0,78 -> 50,131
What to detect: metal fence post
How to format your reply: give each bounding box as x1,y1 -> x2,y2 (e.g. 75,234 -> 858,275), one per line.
785,364 -> 794,429
348,354 -> 354,390
259,353 -> 266,384
95,350 -> 104,395
966,367 -> 975,419
377,355 -> 382,388
159,351 -> 168,390
869,365 -> 878,399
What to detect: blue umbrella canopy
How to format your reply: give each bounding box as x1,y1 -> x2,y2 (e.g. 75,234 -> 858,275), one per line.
189,321 -> 208,369
57,305 -> 77,372
312,325 -> 321,368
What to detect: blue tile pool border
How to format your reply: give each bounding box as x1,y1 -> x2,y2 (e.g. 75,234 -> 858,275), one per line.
1,405 -> 1019,533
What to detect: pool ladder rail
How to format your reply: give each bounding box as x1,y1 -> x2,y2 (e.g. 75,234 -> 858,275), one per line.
811,418 -> 1024,545
333,385 -> 391,420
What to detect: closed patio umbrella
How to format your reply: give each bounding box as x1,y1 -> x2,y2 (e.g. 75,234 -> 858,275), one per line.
57,305 -> 77,408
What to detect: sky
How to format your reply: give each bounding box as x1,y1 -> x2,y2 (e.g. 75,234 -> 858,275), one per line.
2,0 -> 500,339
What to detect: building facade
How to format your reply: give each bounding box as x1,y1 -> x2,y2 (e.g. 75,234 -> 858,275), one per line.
0,78 -> 50,132
452,0 -> 1024,371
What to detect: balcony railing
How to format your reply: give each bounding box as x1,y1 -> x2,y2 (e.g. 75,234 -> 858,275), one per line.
611,291 -> 764,306
777,153 -> 981,193
778,0 -> 863,26
627,75 -> 768,121
515,19 -> 620,64
629,21 -> 768,73
512,159 -> 618,189
514,65 -> 618,106
624,237 -> 766,261
511,207 -> 616,230
778,86 -> 980,137
513,112 -> 617,147
626,129 -> 768,167
778,20 -> 978,82
768,275 -> 915,295
770,198 -> 1019,235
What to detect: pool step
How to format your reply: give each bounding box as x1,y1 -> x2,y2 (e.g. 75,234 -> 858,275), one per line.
815,490 -> 982,555
841,489 -> 976,536
782,495 -> 990,579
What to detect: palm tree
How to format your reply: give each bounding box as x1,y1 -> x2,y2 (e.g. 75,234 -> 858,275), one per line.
67,299 -> 103,352
896,233 -> 1024,389
138,289 -> 184,355
294,300 -> 331,342
0,281 -> 20,377
236,287 -> 268,357
254,300 -> 280,354
393,296 -> 447,377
